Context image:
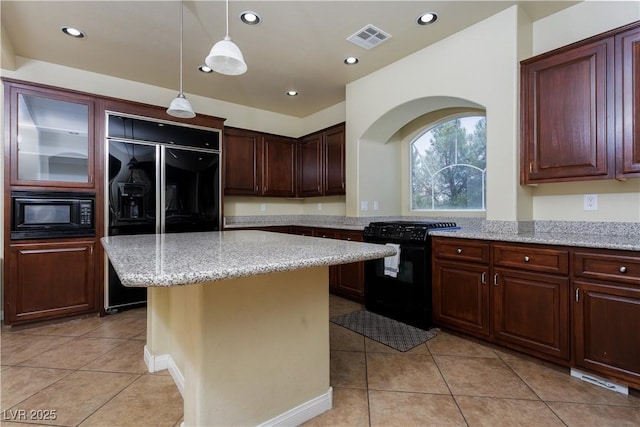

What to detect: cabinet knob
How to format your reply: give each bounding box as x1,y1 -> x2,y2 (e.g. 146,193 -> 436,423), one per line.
457,248 -> 462,254
524,256 -> 530,262
620,266 -> 627,273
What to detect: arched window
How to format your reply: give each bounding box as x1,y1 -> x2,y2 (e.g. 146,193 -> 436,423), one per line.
410,115 -> 486,211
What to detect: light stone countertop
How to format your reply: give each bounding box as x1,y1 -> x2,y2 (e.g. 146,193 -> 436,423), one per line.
101,230 -> 396,287
429,229 -> 640,252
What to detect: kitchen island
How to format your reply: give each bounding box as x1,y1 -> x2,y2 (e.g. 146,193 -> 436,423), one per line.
101,230 -> 395,426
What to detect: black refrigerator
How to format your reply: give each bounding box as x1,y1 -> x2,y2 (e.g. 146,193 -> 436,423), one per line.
105,113 -> 221,312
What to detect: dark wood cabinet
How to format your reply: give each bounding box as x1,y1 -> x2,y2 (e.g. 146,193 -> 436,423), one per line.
312,228 -> 365,302
432,238 -> 571,364
223,127 -> 262,196
433,259 -> 490,337
493,268 -> 570,361
492,243 -> 570,361
573,249 -> 640,388
4,80 -> 98,189
298,133 -> 324,197
263,134 -> 296,197
615,24 -> 640,178
521,36 -> 614,183
6,240 -> 96,324
297,123 -> 346,197
433,236 -> 640,387
323,125 -> 346,196
521,21 -> 640,184
223,129 -> 296,197
432,238 -> 490,337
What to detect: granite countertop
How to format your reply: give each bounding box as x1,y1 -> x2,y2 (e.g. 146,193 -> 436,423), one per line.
429,229 -> 640,252
101,230 -> 395,287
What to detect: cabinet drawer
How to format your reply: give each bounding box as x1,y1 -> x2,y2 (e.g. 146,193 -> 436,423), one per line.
574,251 -> 640,286
492,244 -> 569,275
433,238 -> 490,264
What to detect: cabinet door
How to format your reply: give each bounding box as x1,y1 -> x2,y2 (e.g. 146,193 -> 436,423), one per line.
6,241 -> 96,324
493,268 -> 570,361
521,37 -> 614,183
334,230 -> 364,300
223,128 -> 262,196
298,133 -> 323,197
262,135 -> 296,197
324,125 -> 346,196
616,25 -> 640,177
573,280 -> 640,388
7,82 -> 96,188
432,259 -> 490,337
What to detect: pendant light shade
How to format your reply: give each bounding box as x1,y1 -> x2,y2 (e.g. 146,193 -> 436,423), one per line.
167,93 -> 195,118
167,0 -> 195,119
205,0 -> 247,75
205,36 -> 247,75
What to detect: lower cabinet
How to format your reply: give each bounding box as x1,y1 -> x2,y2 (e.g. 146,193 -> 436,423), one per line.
493,268 -> 570,361
433,238 -> 571,365
573,249 -> 640,388
313,229 -> 365,303
6,240 -> 96,325
433,260 -> 490,337
433,237 -> 640,389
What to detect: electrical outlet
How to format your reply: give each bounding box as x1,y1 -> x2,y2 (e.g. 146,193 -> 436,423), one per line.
317,203 -> 322,211
260,203 -> 267,212
584,194 -> 598,211
360,201 -> 369,211
373,200 -> 379,211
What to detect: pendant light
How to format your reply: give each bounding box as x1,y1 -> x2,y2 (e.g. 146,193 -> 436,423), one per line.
167,0 -> 196,118
205,0 -> 247,75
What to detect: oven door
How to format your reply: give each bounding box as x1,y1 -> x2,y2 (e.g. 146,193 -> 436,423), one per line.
364,242 -> 432,329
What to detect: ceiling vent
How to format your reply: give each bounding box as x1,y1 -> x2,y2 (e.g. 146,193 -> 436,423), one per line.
346,24 -> 391,50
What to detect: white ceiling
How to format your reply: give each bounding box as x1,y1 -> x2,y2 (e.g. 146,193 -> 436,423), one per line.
1,1 -> 578,118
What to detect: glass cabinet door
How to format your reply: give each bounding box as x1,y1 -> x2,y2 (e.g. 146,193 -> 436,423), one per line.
10,86 -> 95,187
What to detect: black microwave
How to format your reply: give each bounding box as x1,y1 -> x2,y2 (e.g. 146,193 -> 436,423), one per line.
11,191 -> 95,240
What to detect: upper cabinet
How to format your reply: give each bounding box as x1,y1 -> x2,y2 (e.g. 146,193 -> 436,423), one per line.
223,127 -> 263,196
262,134 -> 296,197
223,128 -> 296,197
616,24 -> 640,178
520,21 -> 640,184
5,81 -> 97,188
224,123 -> 345,198
298,123 -> 346,197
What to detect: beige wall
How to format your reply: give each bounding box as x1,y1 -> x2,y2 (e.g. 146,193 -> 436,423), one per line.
345,2 -> 639,222
346,6 -> 526,221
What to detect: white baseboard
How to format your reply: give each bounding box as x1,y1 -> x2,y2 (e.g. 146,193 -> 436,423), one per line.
144,346 -> 332,426
144,345 -> 185,397
570,368 -> 629,395
256,387 -> 333,427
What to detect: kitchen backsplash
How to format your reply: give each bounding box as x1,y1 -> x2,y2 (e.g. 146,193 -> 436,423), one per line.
224,216 -> 639,236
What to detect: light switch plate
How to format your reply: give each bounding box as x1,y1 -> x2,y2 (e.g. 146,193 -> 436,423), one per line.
360,201 -> 369,211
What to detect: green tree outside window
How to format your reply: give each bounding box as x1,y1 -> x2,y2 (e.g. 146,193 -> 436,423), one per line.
411,116 -> 486,210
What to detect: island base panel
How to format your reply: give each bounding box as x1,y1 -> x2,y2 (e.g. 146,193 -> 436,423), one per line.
146,266 -> 331,426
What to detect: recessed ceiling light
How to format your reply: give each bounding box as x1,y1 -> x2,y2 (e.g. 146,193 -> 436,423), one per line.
240,11 -> 261,25
61,26 -> 85,38
286,90 -> 298,97
198,65 -> 213,73
417,12 -> 438,25
344,56 -> 359,65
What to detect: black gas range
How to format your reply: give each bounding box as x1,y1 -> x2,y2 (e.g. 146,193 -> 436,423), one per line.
363,221 -> 459,330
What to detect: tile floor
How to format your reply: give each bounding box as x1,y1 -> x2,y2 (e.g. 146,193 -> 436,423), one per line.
1,295 -> 639,426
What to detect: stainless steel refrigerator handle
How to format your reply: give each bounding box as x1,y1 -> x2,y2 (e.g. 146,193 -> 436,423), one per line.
158,145 -> 164,234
